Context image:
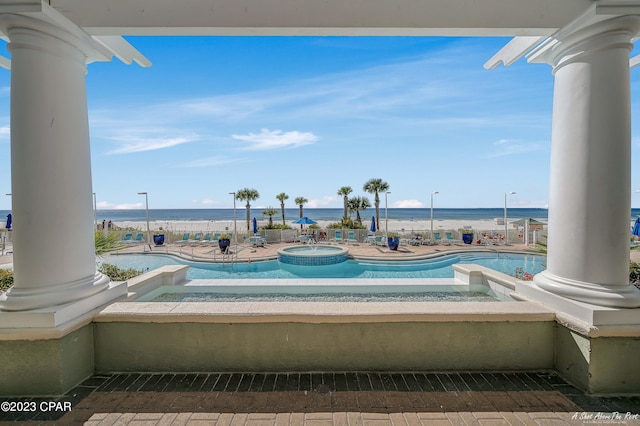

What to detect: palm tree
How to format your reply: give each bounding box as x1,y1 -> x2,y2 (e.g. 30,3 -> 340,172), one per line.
337,186 -> 352,220
363,178 -> 390,231
348,196 -> 371,225
262,206 -> 278,227
276,192 -> 289,225
236,188 -> 260,232
295,196 -> 308,219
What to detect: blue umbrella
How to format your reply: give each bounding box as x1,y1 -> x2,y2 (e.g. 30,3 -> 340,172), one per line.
292,216 -> 317,230
252,217 -> 258,234
292,216 -> 317,225
370,216 -> 376,232
633,217 -> 640,236
5,213 -> 11,230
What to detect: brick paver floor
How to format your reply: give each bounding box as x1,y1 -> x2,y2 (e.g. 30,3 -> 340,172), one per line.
2,372 -> 639,425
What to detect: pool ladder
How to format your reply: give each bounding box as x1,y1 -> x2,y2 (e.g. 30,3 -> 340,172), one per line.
215,244 -> 244,264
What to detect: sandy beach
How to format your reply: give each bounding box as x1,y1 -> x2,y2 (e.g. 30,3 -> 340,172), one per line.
113,218 -> 514,234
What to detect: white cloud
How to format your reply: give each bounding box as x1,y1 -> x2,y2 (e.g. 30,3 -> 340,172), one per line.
195,198 -> 219,206
97,201 -> 143,209
107,134 -> 199,154
231,128 -> 318,151
307,196 -> 337,208
0,124 -> 9,140
485,139 -> 543,158
393,199 -> 425,208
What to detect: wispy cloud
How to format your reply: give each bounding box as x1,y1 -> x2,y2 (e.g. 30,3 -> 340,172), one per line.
97,201 -> 143,209
231,128 -> 318,151
193,198 -> 220,206
307,196 -> 338,208
393,199 -> 425,208
107,134 -> 200,154
0,124 -> 9,141
485,138 -> 544,158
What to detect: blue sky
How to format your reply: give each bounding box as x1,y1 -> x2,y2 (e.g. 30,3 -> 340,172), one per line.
1,36 -> 639,210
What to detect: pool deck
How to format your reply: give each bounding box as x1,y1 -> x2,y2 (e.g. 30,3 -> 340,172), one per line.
3,371 -> 639,424
118,239 -> 541,263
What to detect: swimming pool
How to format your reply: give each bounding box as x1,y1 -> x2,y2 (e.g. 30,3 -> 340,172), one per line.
103,252 -> 545,280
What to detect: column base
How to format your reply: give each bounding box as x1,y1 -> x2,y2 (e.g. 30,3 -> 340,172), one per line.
0,280 -> 127,330
518,272 -> 640,326
0,272 -> 112,312
532,270 -> 640,309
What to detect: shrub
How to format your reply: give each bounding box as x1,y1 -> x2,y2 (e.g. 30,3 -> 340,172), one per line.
326,217 -> 366,229
631,262 -> 640,289
0,269 -> 13,292
98,263 -> 143,281
262,224 -> 291,230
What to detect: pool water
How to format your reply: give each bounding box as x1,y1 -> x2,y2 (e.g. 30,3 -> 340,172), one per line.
103,252 -> 545,280
147,291 -> 500,302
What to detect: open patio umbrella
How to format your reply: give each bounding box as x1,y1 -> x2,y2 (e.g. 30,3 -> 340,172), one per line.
370,216 -> 376,232
252,217 -> 258,234
633,217 -> 640,237
292,216 -> 317,230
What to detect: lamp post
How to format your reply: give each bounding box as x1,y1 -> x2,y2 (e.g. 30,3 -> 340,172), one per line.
385,191 -> 391,236
93,192 -> 97,231
137,192 -> 150,250
229,192 -> 237,244
430,191 -> 439,240
504,191 -> 516,244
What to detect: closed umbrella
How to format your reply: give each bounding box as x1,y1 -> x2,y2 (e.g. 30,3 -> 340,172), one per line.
633,217 -> 640,236
5,213 -> 11,230
370,216 -> 376,232
252,217 -> 258,234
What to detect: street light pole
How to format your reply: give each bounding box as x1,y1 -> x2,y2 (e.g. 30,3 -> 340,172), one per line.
137,192 -> 150,250
93,192 -> 97,231
430,191 -> 439,241
385,191 -> 391,236
504,191 -> 516,244
229,192 -> 237,244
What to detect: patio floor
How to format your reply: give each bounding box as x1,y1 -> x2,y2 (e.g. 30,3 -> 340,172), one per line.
2,371 -> 639,424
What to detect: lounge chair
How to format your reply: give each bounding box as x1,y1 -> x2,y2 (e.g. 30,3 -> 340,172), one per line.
332,230 -> 343,243
445,231 -> 460,244
249,235 -> 267,247
374,235 -> 387,246
433,232 -> 443,245
121,233 -> 133,243
294,234 -> 308,243
200,233 -> 212,244
187,232 -> 202,245
129,233 -> 144,244
347,230 -> 358,244
177,233 -> 190,245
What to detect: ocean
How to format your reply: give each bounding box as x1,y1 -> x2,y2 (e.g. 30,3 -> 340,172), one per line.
3,208 -> 640,224
4,208 -> 546,223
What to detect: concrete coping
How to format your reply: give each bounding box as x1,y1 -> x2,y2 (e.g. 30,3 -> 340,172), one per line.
95,300 -> 555,324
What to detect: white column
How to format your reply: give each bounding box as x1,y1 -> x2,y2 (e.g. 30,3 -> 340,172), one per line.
0,15 -> 110,311
530,16 -> 640,308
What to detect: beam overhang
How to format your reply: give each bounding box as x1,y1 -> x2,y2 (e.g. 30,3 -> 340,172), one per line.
0,0 -> 151,69
487,1 -> 640,69
48,0 -> 593,37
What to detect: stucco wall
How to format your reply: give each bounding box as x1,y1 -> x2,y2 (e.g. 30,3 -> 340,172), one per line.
0,325 -> 94,396
95,321 -> 554,373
